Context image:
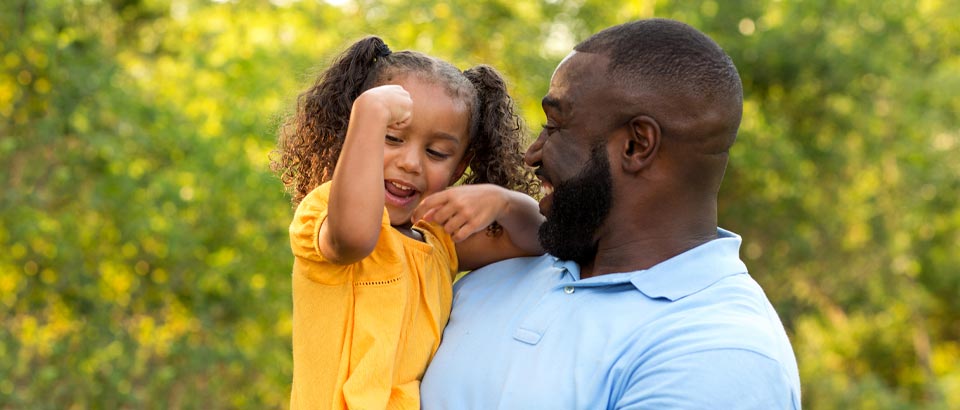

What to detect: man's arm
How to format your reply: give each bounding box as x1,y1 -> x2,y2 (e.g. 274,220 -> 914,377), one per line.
616,349 -> 800,410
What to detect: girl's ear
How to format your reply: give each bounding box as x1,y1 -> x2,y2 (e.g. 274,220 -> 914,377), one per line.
449,151 -> 474,185
621,115 -> 660,173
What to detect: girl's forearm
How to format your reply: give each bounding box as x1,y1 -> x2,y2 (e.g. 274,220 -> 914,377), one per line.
496,190 -> 546,255
322,101 -> 389,264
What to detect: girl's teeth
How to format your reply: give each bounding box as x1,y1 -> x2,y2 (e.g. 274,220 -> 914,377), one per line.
391,182 -> 412,191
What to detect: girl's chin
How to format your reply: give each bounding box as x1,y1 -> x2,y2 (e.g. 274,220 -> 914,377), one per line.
390,220 -> 414,230
386,209 -> 414,228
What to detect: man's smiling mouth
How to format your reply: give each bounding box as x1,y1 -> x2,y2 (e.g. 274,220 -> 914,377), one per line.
541,181 -> 554,197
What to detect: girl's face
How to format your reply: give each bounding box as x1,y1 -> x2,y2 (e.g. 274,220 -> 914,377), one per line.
382,76 -> 471,229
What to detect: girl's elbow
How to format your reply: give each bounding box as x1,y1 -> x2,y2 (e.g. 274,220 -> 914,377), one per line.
326,238 -> 376,265
321,225 -> 379,265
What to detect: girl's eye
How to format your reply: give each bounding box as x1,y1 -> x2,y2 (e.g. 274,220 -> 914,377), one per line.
385,135 -> 402,144
426,149 -> 451,160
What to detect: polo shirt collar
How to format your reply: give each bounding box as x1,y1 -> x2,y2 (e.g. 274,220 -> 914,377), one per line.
551,229 -> 748,301
552,258 -> 580,280
628,228 -> 748,301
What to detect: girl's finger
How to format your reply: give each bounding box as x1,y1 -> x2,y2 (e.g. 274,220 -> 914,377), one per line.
412,193 -> 447,222
452,220 -> 483,242
414,208 -> 436,224
427,202 -> 458,227
444,214 -> 470,239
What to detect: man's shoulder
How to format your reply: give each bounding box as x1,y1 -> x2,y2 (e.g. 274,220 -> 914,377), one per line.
474,253 -> 556,271
633,273 -> 798,378
456,254 -> 555,286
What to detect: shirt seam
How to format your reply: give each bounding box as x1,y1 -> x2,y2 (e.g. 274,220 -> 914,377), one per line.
355,275 -> 404,287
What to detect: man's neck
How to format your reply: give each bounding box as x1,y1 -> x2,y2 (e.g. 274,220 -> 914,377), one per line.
580,218 -> 718,279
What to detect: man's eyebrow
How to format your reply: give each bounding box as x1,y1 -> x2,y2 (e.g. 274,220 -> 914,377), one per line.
542,95 -> 562,112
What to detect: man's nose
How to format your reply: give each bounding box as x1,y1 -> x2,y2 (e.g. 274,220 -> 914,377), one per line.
524,133 -> 545,167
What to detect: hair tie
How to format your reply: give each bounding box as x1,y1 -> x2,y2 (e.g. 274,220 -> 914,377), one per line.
375,42 -> 392,58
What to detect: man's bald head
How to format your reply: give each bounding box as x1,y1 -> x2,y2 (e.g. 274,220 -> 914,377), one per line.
575,18 -> 743,155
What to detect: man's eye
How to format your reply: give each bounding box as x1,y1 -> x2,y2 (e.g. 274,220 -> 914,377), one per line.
541,124 -> 558,134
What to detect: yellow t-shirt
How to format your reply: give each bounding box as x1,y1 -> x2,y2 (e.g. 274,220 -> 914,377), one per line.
288,182 -> 458,410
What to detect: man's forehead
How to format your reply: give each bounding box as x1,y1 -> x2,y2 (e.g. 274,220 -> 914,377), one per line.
551,51 -> 579,79
545,51 -> 612,110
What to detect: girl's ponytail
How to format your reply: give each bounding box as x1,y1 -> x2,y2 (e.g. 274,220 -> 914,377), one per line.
273,36 -> 393,206
462,65 -> 538,197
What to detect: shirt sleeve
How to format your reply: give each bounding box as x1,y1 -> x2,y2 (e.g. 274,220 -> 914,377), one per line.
616,349 -> 800,410
289,182 -> 392,260
288,182 -> 395,284
289,183 -> 330,263
414,220 -> 459,276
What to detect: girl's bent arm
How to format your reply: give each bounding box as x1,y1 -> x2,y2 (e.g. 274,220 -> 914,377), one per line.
319,86 -> 412,265
413,185 -> 544,271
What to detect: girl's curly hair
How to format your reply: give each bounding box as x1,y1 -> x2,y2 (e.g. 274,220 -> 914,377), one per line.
460,65 -> 537,197
272,36 -> 537,208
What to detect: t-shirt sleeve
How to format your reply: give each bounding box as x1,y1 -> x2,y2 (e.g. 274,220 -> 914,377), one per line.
414,220 -> 459,276
288,182 -> 396,285
616,349 -> 800,410
289,182 -> 390,262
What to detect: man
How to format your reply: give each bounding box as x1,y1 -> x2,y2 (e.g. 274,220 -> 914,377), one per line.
420,18 -> 801,409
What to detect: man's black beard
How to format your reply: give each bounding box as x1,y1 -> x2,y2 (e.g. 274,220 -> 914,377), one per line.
538,145 -> 613,266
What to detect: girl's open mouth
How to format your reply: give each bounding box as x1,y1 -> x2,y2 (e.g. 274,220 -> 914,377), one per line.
385,180 -> 419,207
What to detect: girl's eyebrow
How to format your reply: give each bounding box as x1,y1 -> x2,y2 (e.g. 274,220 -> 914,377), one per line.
432,132 -> 463,146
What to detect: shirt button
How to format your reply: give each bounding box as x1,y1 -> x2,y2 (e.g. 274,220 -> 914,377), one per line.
563,286 -> 575,294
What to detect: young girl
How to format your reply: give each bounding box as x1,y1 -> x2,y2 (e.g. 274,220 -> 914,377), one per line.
272,36 -> 543,409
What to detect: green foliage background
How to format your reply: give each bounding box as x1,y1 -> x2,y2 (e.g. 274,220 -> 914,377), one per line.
2,0 -> 958,408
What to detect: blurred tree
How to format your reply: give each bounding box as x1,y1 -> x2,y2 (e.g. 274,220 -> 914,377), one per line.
1,0 -> 957,408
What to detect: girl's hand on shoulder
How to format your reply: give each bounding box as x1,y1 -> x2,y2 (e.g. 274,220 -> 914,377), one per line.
354,85 -> 413,130
412,184 -> 509,242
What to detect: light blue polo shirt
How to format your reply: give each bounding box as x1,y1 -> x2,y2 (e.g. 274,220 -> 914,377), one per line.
421,229 -> 801,409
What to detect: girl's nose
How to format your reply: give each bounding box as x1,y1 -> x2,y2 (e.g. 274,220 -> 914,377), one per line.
396,147 -> 422,174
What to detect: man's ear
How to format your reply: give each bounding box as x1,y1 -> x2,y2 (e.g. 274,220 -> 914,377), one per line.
621,115 -> 660,173
449,150 -> 474,185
